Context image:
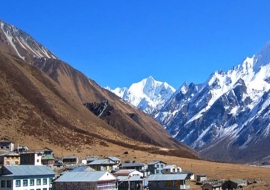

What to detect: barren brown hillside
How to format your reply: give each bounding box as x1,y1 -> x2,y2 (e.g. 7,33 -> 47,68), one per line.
33,57 -> 189,149
0,51 -> 198,159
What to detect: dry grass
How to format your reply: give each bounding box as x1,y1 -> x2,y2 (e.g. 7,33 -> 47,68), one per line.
68,144 -> 270,190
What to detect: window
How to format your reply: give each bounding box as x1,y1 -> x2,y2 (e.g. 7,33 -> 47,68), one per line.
43,188 -> 48,190
37,179 -> 41,185
23,179 -> 28,186
1,180 -> 5,188
7,180 -> 11,188
16,180 -> 21,187
43,178 -> 47,185
30,179 -> 34,186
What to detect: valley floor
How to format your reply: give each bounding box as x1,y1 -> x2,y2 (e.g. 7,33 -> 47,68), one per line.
54,143 -> 270,189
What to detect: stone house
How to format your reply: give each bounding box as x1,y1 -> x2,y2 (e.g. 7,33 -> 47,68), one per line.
0,152 -> 20,166
201,180 -> 223,190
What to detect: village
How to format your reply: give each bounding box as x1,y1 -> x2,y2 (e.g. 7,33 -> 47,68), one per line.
0,138 -> 261,190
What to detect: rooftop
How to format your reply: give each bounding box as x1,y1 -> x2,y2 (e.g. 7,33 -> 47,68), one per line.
148,161 -> 166,165
0,152 -> 19,157
113,169 -> 136,176
148,174 -> 188,181
54,171 -> 117,182
88,159 -> 116,165
120,162 -> 146,167
1,165 -> 55,176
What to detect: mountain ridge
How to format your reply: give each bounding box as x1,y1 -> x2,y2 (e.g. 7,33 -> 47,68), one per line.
0,19 -> 198,159
156,42 -> 270,163
109,76 -> 176,115
109,42 -> 270,163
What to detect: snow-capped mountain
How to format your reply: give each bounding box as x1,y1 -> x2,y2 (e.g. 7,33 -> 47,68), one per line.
0,19 -> 57,62
109,76 -> 176,114
156,42 -> 270,163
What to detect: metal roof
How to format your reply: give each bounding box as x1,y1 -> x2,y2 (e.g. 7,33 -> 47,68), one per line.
0,152 -> 19,157
86,157 -> 99,161
113,169 -> 136,176
117,175 -> 142,182
148,174 -> 188,181
148,161 -> 166,165
71,166 -> 95,172
120,162 -> 146,167
2,165 -> 55,176
54,171 -> 117,182
62,156 -> 78,159
107,157 -> 121,161
88,159 -> 115,165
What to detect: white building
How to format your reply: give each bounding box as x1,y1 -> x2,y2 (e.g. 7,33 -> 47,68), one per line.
114,169 -> 144,190
52,171 -> 117,190
162,165 -> 182,174
0,139 -> 14,152
0,165 -> 55,190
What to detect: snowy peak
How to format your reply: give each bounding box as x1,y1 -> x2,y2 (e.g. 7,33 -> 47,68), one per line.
253,41 -> 270,71
156,42 -> 270,163
0,19 -> 57,62
129,76 -> 175,99
110,76 -> 175,114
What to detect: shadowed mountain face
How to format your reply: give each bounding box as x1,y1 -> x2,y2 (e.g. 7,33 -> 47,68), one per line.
0,19 -> 199,159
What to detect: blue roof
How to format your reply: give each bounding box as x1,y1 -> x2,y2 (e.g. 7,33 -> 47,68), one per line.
148,174 -> 187,181
88,159 -> 116,165
71,166 -> 95,172
54,171 -> 117,182
2,165 -> 55,176
120,162 -> 146,167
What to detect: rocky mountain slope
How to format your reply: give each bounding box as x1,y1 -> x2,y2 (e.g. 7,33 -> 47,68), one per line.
156,42 -> 270,163
109,76 -> 175,115
0,19 -> 198,159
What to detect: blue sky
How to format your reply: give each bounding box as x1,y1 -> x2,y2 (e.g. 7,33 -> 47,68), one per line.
1,1 -> 270,89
